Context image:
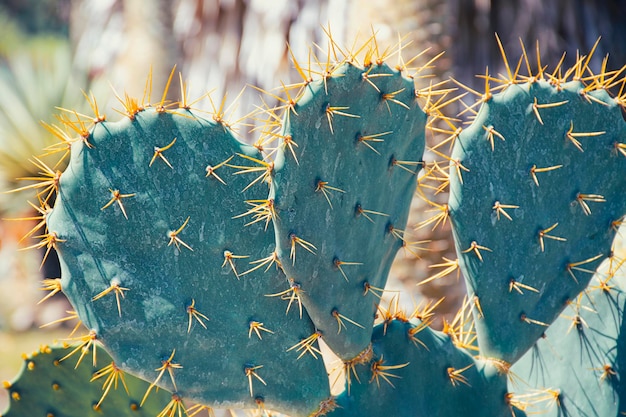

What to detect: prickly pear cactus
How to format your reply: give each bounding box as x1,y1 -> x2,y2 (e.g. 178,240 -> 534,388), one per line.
1,345 -> 171,417
6,33 -> 626,417
449,67 -> 626,364
509,260 -> 626,416
270,60 -> 426,360
328,320 -> 522,417
44,106 -> 330,415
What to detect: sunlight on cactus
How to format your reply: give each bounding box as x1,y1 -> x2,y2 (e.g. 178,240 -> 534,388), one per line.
1,29 -> 625,417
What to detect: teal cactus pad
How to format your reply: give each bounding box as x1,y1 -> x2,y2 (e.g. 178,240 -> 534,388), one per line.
271,62 -> 426,360
327,320 -> 522,417
449,80 -> 626,364
1,345 -> 171,417
46,108 -> 330,415
511,263 -> 626,416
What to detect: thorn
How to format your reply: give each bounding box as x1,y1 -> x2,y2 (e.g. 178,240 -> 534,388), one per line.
39,310 -> 80,332
227,154 -> 275,192
90,362 -> 129,409
205,155 -> 234,185
461,241 -> 492,262
566,254 -> 604,283
381,88 -> 411,113
538,223 -> 566,252
370,355 -> 409,389
141,350 -> 182,406
101,189 -> 136,219
415,201 -> 449,230
407,321 -> 431,350
186,299 -> 210,333
482,125 -> 506,151
340,344 -> 373,394
450,159 -> 469,184
332,258 -> 362,282
362,282 -> 386,298
529,164 -> 563,187
508,278 -> 539,295
566,121 -> 605,152
248,321 -> 274,340
38,278 -> 63,304
575,193 -> 605,216
244,365 -> 267,397
520,313 -> 549,327
355,204 -> 389,223
356,131 -> 392,155
390,157 -> 423,175
332,309 -> 365,334
21,232 -> 65,270
60,329 -> 98,368
361,67 -> 392,92
222,250 -> 249,279
81,90 -> 107,124
289,233 -> 317,265
420,257 -> 459,286
92,278 -> 129,317
156,394 -> 186,417
167,216 -> 193,252
233,199 -> 277,230
325,104 -> 360,134
594,364 -> 618,382
149,137 -> 177,168
315,180 -> 346,209
156,65 -> 177,113
241,251 -> 282,276
447,363 -> 474,387
287,331 -> 323,360
266,279 -> 304,318
492,201 -> 518,221
565,314 -> 588,334
472,295 -> 484,319
9,157 -> 62,204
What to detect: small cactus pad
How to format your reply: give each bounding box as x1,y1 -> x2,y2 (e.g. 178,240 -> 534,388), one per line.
1,345 -> 171,417
46,108 -> 329,415
327,320 -> 522,417
270,61 -> 426,360
449,79 -> 626,363
510,261 -> 626,416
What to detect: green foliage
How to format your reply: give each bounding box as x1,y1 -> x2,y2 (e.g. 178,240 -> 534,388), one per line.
0,36 -> 105,215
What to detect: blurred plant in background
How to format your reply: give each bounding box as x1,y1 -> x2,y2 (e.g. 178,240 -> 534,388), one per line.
0,1 -> 106,335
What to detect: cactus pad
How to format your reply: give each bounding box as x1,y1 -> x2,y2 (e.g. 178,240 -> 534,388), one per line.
45,108 -> 330,415
450,78 -> 626,364
271,61 -> 426,360
510,261 -> 626,416
1,345 -> 171,417
328,320 -> 523,417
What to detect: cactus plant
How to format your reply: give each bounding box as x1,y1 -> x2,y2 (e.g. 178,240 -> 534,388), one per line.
2,33 -> 626,417
269,58 -> 426,360
2,345 -> 172,417
510,267 -> 626,416
449,47 -> 626,365
38,102 -> 331,415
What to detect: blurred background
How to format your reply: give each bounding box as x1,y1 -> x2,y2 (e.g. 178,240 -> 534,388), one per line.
1,0 -> 626,413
